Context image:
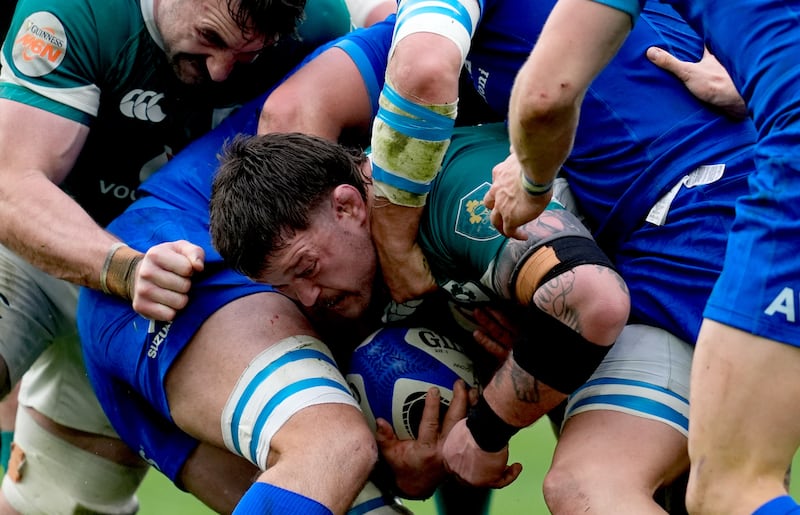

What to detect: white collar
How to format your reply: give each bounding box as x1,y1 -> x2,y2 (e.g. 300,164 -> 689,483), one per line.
140,0 -> 165,51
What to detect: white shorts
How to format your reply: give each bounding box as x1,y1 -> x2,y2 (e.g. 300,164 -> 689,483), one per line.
563,324 -> 693,437
0,243 -> 118,436
0,244 -> 78,390
1,406 -> 148,515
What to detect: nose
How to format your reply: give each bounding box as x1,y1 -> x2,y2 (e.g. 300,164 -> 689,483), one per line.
205,52 -> 237,82
289,278 -> 321,308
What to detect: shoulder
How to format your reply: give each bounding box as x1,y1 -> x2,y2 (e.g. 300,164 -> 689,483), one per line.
4,0 -> 145,75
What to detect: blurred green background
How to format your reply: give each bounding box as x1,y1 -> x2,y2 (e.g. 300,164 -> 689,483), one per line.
136,419 -> 800,514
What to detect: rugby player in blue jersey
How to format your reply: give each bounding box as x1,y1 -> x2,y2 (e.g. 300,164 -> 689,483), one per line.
488,1 -> 800,513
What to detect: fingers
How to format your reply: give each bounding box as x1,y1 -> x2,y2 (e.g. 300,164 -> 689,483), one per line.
646,46 -> 692,82
473,329 -> 511,362
483,187 -> 496,210
131,291 -> 188,321
472,306 -> 516,361
508,225 -> 530,242
441,380 -> 468,435
467,386 -> 479,406
174,240 -> 205,272
149,240 -> 205,277
416,387 -> 443,443
375,418 -> 398,450
131,241 -> 205,320
488,209 -> 505,236
488,462 -> 523,489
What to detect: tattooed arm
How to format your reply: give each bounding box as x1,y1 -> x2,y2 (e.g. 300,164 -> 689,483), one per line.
442,207 -> 629,487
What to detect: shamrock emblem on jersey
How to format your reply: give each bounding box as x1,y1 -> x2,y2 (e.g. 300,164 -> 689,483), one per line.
455,182 -> 502,241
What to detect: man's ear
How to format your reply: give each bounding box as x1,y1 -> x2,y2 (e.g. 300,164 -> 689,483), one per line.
331,185 -> 368,224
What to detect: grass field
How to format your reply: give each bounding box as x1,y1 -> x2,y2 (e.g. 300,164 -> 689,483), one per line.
136,419 -> 800,514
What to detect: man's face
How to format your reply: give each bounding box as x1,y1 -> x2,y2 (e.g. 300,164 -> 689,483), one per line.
157,0 -> 270,84
256,204 -> 378,320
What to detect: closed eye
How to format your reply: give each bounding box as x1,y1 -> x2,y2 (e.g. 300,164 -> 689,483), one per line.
199,28 -> 226,49
297,263 -> 316,279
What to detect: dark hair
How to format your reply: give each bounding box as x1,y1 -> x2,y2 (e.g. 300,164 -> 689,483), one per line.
227,0 -> 306,41
210,132 -> 370,278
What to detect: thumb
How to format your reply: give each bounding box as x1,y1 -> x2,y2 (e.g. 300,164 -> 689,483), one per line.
646,47 -> 690,81
176,240 -> 205,272
375,418 -> 396,444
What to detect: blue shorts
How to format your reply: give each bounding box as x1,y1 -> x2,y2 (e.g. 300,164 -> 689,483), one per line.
666,0 -> 800,346
613,163 -> 750,345
78,205 -> 275,482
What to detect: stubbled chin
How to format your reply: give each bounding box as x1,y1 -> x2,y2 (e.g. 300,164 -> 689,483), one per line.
336,297 -> 371,320
172,62 -> 206,85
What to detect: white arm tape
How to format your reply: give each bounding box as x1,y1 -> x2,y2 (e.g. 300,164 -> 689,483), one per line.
221,335 -> 359,469
391,0 -> 481,62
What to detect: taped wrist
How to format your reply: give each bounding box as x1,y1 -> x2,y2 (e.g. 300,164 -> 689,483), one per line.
100,243 -> 143,301
370,81 -> 457,207
512,306 -> 612,395
520,169 -> 554,197
466,396 -> 521,453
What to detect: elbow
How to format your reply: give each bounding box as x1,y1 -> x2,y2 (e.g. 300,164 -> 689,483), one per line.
582,277 -> 630,347
258,90 -> 304,135
511,77 -> 584,133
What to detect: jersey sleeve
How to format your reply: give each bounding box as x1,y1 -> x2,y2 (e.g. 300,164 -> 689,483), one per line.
0,0 -> 136,124
589,0 -> 643,20
331,16 -> 393,118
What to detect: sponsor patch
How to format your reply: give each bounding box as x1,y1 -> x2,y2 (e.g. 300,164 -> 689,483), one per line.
455,182 -> 501,241
12,12 -> 67,77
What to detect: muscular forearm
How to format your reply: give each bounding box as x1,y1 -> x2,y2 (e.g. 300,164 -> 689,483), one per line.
507,75 -> 579,191
508,0 -> 632,186
481,357 -> 567,429
0,172 -> 121,288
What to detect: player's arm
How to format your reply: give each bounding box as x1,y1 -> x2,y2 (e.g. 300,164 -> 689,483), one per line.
0,100 -> 202,319
0,99 -> 120,287
369,0 -> 479,303
258,46 -> 374,141
443,207 -> 630,486
486,0 -> 632,239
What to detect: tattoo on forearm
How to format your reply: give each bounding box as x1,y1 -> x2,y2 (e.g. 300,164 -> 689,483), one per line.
496,359 -> 541,404
511,364 -> 541,403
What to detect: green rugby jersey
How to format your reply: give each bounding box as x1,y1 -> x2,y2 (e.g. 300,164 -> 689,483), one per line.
0,0 -> 347,226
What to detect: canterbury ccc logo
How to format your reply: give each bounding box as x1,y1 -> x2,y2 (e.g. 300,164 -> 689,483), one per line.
12,12 -> 67,77
119,89 -> 167,122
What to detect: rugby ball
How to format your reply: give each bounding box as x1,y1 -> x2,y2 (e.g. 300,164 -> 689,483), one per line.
346,326 -> 479,440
